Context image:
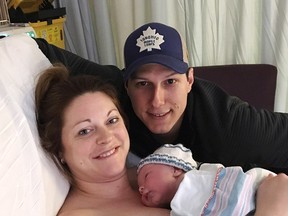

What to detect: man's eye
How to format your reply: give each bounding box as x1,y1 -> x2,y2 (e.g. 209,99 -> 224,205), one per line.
136,81 -> 149,87
166,79 -> 176,85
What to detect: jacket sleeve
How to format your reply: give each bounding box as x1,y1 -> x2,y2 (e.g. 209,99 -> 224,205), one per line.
224,98 -> 288,170
34,38 -> 125,92
192,78 -> 288,172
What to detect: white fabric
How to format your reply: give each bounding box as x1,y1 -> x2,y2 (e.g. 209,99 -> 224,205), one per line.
170,164 -> 224,216
0,34 -> 69,216
55,0 -> 288,112
170,164 -> 273,216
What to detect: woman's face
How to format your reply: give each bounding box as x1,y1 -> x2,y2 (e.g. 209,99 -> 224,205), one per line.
61,92 -> 130,182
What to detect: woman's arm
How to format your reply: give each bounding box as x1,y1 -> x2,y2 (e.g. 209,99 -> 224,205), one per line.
254,173 -> 288,216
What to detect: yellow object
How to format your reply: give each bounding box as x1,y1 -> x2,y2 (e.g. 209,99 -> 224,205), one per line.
7,0 -> 43,13
29,17 -> 65,49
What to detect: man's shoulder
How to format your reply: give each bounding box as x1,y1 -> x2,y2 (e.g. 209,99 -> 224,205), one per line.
192,78 -> 228,96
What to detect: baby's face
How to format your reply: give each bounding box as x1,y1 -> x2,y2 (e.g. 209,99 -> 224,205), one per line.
137,164 -> 178,208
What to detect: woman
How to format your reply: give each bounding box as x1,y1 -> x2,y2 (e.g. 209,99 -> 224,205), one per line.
35,64 -> 288,216
35,64 -> 169,215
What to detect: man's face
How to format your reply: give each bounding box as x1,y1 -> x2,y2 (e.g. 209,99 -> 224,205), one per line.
126,63 -> 193,137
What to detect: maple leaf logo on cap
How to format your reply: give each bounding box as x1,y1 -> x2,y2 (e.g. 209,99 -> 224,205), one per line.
136,26 -> 165,52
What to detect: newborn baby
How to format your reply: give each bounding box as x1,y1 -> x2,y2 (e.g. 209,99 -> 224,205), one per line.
137,144 -> 274,216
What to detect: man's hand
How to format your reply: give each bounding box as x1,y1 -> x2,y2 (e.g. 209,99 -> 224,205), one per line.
255,173 -> 288,216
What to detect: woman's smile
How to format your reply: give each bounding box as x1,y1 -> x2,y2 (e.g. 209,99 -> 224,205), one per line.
95,147 -> 119,159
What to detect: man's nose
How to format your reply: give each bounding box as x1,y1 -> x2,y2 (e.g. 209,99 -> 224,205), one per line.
151,86 -> 165,107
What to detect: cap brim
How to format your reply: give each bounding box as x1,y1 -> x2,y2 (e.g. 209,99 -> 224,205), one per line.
124,54 -> 188,80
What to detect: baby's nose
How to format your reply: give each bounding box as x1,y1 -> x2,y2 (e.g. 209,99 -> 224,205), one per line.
138,186 -> 147,195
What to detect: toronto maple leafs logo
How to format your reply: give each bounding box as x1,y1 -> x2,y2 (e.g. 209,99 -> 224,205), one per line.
136,26 -> 165,52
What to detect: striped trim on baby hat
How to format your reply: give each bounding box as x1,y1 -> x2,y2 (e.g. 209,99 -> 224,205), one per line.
137,144 -> 198,173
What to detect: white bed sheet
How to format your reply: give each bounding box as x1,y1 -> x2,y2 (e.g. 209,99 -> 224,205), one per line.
0,34 -> 69,216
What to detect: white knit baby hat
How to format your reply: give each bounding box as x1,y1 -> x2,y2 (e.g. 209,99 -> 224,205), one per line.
137,143 -> 198,173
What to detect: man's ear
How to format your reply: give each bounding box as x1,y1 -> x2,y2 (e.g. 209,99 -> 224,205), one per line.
187,67 -> 194,92
124,80 -> 130,95
173,167 -> 184,177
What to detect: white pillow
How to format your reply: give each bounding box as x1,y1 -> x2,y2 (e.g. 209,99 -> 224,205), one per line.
0,34 -> 69,216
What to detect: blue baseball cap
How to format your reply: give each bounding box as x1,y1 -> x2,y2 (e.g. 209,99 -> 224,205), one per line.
123,22 -> 189,80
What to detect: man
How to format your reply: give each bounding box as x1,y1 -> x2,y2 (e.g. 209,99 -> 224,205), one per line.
36,22 -> 288,173
122,22 -> 288,172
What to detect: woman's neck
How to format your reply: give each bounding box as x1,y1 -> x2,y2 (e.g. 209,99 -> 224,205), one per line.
71,170 -> 135,199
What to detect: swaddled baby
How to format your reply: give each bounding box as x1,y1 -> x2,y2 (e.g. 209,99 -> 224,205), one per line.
137,144 -> 274,216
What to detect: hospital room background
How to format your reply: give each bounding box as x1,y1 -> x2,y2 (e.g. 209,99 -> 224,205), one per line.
53,0 -> 288,112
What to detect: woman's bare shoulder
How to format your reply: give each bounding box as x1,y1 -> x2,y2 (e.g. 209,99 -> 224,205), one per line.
58,209 -> 100,216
